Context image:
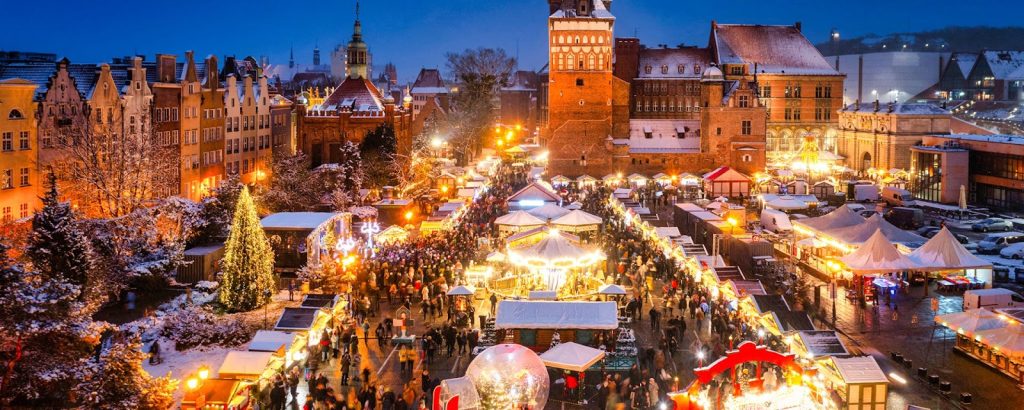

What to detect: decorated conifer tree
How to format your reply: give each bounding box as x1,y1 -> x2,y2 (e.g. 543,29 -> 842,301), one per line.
218,186 -> 275,311
74,334 -> 177,410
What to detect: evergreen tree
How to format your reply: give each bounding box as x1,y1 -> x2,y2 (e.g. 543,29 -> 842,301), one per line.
74,334 -> 177,410
25,173 -> 97,311
218,186 -> 275,311
336,140 -> 364,194
360,124 -> 399,187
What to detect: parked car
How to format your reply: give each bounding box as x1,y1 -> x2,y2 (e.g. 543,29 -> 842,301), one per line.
916,226 -> 940,236
885,207 -> 924,229
953,233 -> 978,251
1001,243 -> 1024,259
973,218 -> 1014,232
859,210 -> 879,218
979,232 -> 1024,254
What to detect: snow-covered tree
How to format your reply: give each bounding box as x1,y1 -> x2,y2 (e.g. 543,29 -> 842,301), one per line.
262,153 -> 322,212
75,334 -> 177,410
25,173 -> 98,311
219,187 -> 275,312
191,175 -> 244,246
360,124 -> 399,188
336,140 -> 364,194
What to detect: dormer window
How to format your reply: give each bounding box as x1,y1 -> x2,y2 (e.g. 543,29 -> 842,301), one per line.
661,65 -> 669,74
694,64 -> 701,74
678,65 -> 685,74
644,65 -> 652,74
643,126 -> 653,139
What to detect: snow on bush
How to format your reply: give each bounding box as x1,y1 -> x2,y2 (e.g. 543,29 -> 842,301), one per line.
160,305 -> 256,351
349,206 -> 378,219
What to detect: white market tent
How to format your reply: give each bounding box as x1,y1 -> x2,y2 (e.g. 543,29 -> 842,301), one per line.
576,175 -> 598,186
248,330 -> 298,354
551,175 -> 572,186
218,351 -> 275,379
655,227 -> 682,240
796,204 -> 865,232
495,301 -> 618,330
527,203 -> 572,220
565,202 -> 583,210
766,196 -> 809,211
909,227 -> 993,271
495,211 -> 546,232
553,210 -> 603,231
934,308 -> 1007,338
840,229 -> 920,274
975,326 -> 1024,359
447,285 -> 476,296
597,284 -> 628,295
540,342 -> 606,372
627,173 -> 649,185
485,251 -> 506,263
828,214 -> 926,245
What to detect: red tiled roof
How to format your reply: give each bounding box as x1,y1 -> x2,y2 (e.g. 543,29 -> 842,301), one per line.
322,77 -> 383,110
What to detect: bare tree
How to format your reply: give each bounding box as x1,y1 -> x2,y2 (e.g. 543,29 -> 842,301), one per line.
51,111 -> 176,218
445,48 -> 516,164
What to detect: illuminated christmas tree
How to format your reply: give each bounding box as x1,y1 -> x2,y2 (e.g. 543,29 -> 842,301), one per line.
218,186 -> 275,311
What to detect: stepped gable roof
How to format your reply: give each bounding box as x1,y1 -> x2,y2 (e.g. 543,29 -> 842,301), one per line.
321,76 -> 384,111
712,23 -> 838,75
638,47 -> 710,79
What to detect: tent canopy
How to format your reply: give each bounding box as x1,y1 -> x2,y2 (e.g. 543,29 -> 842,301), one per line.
495,301 -> 618,330
840,229 -> 920,273
540,342 -> 606,372
447,285 -> 476,296
934,308 -> 1007,337
976,326 -> 1024,359
597,284 -> 628,295
828,214 -> 925,245
796,204 -> 865,232
909,227 -> 992,271
527,203 -> 571,220
495,210 -> 546,227
553,210 -> 603,227
248,330 -> 298,354
507,230 -> 604,268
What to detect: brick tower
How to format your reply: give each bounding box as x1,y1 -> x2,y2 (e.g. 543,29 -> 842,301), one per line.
545,0 -> 617,176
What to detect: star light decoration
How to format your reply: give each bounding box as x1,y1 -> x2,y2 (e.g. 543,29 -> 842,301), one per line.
361,220 -> 381,257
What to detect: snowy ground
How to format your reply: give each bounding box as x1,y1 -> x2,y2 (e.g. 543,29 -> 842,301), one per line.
135,288 -> 302,405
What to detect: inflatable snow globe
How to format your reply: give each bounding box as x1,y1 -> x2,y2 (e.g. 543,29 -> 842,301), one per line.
464,343 -> 549,409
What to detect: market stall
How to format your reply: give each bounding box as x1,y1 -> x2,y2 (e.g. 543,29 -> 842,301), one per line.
494,301 -> 618,350
217,351 -> 280,380
374,225 -> 410,245
527,203 -> 571,221
552,210 -> 603,233
821,356 -> 889,410
909,227 -> 993,287
495,210 -> 546,233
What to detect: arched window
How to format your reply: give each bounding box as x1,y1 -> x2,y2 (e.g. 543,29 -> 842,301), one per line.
742,154 -> 752,162
598,54 -> 604,70
575,36 -> 581,44
8,110 -> 23,119
644,65 -> 652,74
558,35 -> 564,44
557,54 -> 565,71
588,54 -> 596,70
567,54 -> 575,71
661,65 -> 669,74
578,54 -> 584,70
590,36 -> 596,44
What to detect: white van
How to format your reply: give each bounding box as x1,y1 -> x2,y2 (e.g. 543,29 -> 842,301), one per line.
963,288 -> 1024,310
978,232 -> 1024,254
760,209 -> 792,233
882,187 -> 914,207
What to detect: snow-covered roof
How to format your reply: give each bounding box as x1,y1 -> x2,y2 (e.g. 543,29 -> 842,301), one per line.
980,50 -> 1024,80
828,214 -> 926,245
319,76 -> 384,111
495,301 -> 618,330
261,212 -> 339,231
951,52 -> 979,79
937,133 -> 1024,146
248,330 -> 298,353
637,48 -> 710,79
841,102 -> 949,116
184,244 -> 224,256
552,209 -> 603,227
712,24 -> 839,75
218,351 -> 275,378
831,356 -> 888,384
549,0 -> 614,19
411,68 -> 446,92
508,182 -> 561,204
495,210 -> 546,227
619,119 -> 701,153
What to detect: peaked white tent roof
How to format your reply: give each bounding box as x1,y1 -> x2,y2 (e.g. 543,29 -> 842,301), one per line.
447,285 -> 476,296
935,308 -> 1007,338
495,210 -> 546,227
551,175 -> 571,183
840,229 -> 920,273
527,203 -> 571,220
552,209 -> 603,227
540,342 -> 606,372
576,174 -> 598,182
797,204 -> 865,232
507,182 -> 561,204
597,284 -> 628,295
829,214 -> 926,245
248,330 -> 298,353
909,227 -> 992,271
218,351 -> 275,379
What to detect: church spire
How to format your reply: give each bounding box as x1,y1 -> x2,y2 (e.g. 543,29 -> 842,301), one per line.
346,0 -> 369,79
289,46 -> 294,69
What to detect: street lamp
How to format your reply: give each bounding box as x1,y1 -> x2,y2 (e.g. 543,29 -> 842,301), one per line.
197,365 -> 210,381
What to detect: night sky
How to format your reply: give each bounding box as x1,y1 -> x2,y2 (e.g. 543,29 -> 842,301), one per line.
2,0 -> 1016,82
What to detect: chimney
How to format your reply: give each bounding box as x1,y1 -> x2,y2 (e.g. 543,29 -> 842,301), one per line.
887,102 -> 894,113
873,100 -> 879,112
794,22 -> 802,32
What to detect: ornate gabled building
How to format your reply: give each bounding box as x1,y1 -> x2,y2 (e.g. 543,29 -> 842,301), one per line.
198,55 -> 226,197
295,8 -> 412,167
0,79 -> 40,221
